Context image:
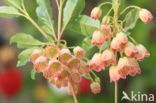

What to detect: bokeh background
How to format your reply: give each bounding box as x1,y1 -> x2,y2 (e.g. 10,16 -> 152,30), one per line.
0,0 -> 156,103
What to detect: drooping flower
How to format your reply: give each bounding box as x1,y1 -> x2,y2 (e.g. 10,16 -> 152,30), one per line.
117,57 -> 131,79
89,53 -> 104,72
44,45 -> 60,59
91,30 -> 105,46
90,82 -> 101,94
90,7 -> 102,20
58,48 -> 72,64
111,32 -> 128,52
139,9 -> 153,23
128,58 -> 141,76
67,57 -> 80,73
117,57 -> 141,78
29,50 -> 43,63
124,42 -> 138,57
109,66 -> 121,82
135,44 -> 150,60
100,24 -> 113,41
73,46 -> 85,59
43,69 -> 54,79
34,56 -> 48,73
47,60 -> 62,75
101,49 -> 117,66
79,62 -> 90,75
49,77 -> 68,88
69,73 -> 81,84
57,70 -> 69,81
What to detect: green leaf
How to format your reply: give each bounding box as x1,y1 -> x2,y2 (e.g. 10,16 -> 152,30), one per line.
17,47 -> 41,67
124,9 -> 139,31
82,37 -> 91,50
82,37 -> 98,58
31,69 -> 36,80
3,0 -> 23,8
63,0 -> 85,30
36,0 -> 54,35
68,15 -> 100,36
10,33 -> 45,48
0,6 -> 21,17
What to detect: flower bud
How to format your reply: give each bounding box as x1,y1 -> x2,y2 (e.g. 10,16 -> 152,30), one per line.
102,16 -> 111,24
109,66 -> 120,82
29,50 -> 43,63
89,53 -> 104,72
58,48 -> 72,64
91,30 -> 105,46
44,45 -> 60,59
90,82 -> 101,94
124,42 -> 138,57
135,44 -> 150,60
90,7 -> 102,20
139,9 -> 153,23
73,46 -> 85,59
34,56 -> 48,73
101,49 -> 117,66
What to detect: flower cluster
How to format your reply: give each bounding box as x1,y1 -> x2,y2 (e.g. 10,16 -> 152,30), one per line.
29,45 -> 91,91
90,6 -> 152,83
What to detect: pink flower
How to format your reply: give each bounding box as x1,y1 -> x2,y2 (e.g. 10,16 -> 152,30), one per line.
34,56 -> 48,73
67,57 -> 80,73
117,57 -> 132,79
49,78 -> 68,88
79,62 -> 90,75
128,58 -> 141,76
90,7 -> 102,20
58,48 -> 72,64
73,46 -> 85,59
29,50 -> 43,63
44,44 -> 60,59
57,70 -> 69,81
91,30 -> 105,46
109,66 -> 121,82
139,9 -> 153,23
47,60 -> 62,75
69,73 -> 81,84
89,53 -> 104,72
111,32 -> 128,52
101,49 -> 117,66
135,44 -> 150,60
118,57 -> 141,78
43,69 -> 54,79
124,42 -> 138,57
100,24 -> 113,41
90,82 -> 101,94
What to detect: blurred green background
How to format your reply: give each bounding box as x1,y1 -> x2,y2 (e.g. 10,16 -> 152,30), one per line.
0,0 -> 156,103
